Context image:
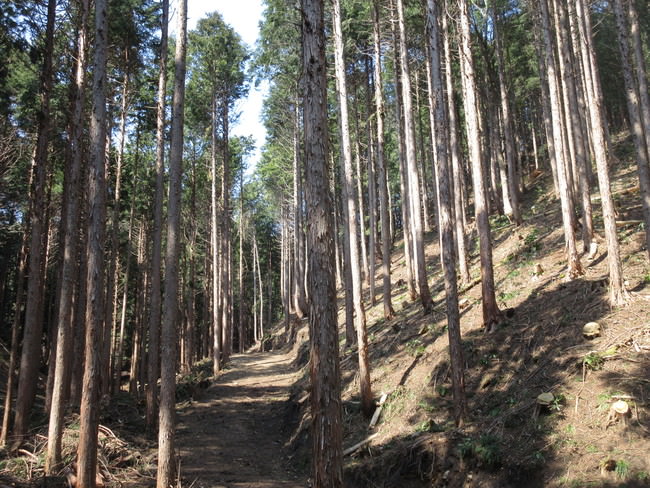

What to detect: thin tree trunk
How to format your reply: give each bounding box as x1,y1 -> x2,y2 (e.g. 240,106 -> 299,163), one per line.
426,0 -> 465,426
574,0 -> 627,305
372,0 -> 395,319
146,0 -> 169,433
458,0 -> 503,330
539,0 -> 584,279
396,0 -> 433,313
442,10 -> 470,284
332,0 -> 373,417
615,0 -> 650,259
157,0 -> 186,484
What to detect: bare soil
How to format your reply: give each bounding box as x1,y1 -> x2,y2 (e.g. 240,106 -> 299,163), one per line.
176,351 -> 308,488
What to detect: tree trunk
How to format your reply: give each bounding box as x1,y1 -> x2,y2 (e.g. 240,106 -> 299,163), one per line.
612,0 -> 650,259
574,0 -> 627,305
332,0 -> 373,417
492,3 -> 522,225
538,0 -> 584,279
12,0 -> 57,444
396,0 -> 433,314
157,0 -> 186,484
458,0 -> 503,330
302,0 -> 344,482
426,0 -> 465,426
372,0 -> 395,319
146,0 -> 169,433
441,10 -> 470,284
76,0 -> 108,483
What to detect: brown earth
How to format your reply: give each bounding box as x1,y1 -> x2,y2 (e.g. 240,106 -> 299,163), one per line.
176,351 -> 308,488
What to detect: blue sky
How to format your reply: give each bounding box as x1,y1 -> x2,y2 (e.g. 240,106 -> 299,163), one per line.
187,1 -> 268,172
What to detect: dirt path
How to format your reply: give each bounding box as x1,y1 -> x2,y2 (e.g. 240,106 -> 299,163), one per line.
176,350 -> 307,488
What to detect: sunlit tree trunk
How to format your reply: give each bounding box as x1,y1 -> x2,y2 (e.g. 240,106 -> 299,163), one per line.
372,0 -> 395,319
612,0 -> 650,260
396,0 -> 433,313
157,0 -> 186,484
442,10 -> 470,284
458,0 -> 503,330
332,0 -> 373,417
574,0 -> 627,305
539,0 -> 584,279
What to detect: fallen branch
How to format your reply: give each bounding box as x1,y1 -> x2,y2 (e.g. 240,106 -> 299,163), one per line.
369,393 -> 388,428
343,433 -> 379,456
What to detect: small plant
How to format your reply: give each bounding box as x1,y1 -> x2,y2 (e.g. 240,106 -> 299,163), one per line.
565,424 -> 576,435
643,273 -> 650,284
615,459 -> 629,480
436,385 -> 449,397
406,338 -> 426,357
459,435 -> 501,470
584,352 -> 604,371
550,393 -> 566,411
637,471 -> 649,482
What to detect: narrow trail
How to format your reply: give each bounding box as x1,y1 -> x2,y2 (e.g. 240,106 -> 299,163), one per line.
176,350 -> 307,488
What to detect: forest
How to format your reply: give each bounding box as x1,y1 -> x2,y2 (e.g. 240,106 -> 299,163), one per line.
0,0 -> 649,487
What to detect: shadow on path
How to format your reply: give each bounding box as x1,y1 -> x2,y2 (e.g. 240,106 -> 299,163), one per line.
176,351 -> 307,488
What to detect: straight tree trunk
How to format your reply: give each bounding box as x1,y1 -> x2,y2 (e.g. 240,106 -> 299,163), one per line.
301,0 -> 344,482
492,3 -> 522,225
574,0 -> 627,305
157,0 -> 186,484
12,0 -> 57,444
458,0 -> 503,330
442,10 -> 471,284
44,0 -> 88,466
76,0 -> 108,483
332,0 -> 373,417
211,96 -> 222,374
146,0 -> 169,433
539,0 -> 584,279
396,0 -> 433,314
371,0 -> 395,318
426,0 -> 465,426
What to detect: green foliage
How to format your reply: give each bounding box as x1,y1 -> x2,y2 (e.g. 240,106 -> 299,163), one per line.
583,352 -> 605,371
615,459 -> 629,480
459,435 -> 502,470
406,338 -> 426,357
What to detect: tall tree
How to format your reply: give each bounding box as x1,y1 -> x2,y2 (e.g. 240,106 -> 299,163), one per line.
157,0 -> 186,484
425,0 -> 465,425
76,0 -> 109,483
395,0 -> 433,314
46,0 -> 89,471
372,0 -> 395,319
458,0 -> 503,330
301,0 -> 344,483
12,0 -> 57,445
146,0 -> 169,432
332,0 -> 373,418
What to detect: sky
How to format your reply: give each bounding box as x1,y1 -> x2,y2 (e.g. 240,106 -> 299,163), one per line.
185,1 -> 268,172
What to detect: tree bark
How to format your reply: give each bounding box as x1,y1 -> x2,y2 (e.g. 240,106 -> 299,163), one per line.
372,0 -> 395,319
301,0 -> 344,483
157,0 -> 186,484
426,0 -> 465,425
458,0 -> 503,330
396,0 -> 433,314
332,0 -> 373,417
146,0 -> 169,433
12,0 -> 57,444
76,0 -> 108,483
